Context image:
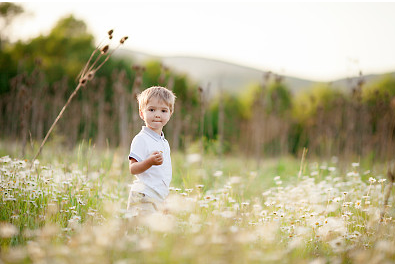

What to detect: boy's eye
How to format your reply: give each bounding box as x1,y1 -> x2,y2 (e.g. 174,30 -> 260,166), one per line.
162,109 -> 168,113
148,109 -> 154,112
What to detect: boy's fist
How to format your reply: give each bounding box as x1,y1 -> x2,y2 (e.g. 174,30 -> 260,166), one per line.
149,151 -> 163,165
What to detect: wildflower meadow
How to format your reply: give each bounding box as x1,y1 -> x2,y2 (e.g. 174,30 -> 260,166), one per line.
1,4 -> 395,263
1,143 -> 394,264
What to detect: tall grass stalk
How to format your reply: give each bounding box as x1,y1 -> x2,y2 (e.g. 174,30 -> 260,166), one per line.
31,31 -> 128,164
380,162 -> 395,221
297,147 -> 308,181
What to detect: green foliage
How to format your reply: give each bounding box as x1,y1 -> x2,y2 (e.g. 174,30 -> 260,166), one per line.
0,15 -> 95,94
266,81 -> 292,116
238,83 -> 262,119
0,46 -> 15,93
0,2 -> 25,92
50,15 -> 89,38
0,2 -> 24,36
207,92 -> 243,145
172,74 -> 192,102
237,81 -> 293,119
362,74 -> 395,106
173,74 -> 200,121
0,2 -> 23,20
143,60 -> 162,87
292,83 -> 344,122
31,15 -> 94,82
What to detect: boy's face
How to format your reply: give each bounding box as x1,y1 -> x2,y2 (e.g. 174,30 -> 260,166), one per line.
139,97 -> 171,135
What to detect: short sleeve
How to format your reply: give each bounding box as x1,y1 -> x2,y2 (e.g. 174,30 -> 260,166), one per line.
128,135 -> 147,162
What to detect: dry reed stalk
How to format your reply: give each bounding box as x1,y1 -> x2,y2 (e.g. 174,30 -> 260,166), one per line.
158,64 -> 169,85
218,87 -> 224,157
380,162 -> 394,221
95,77 -> 107,148
114,70 -> 130,148
131,65 -> 145,136
297,147 -> 308,181
198,85 -> 207,162
32,30 -> 128,163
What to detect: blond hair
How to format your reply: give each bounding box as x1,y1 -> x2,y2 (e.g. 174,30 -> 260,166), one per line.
137,86 -> 176,113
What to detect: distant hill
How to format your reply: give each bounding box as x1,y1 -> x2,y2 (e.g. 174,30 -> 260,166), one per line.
160,56 -> 313,96
115,48 -> 395,97
331,72 -> 395,93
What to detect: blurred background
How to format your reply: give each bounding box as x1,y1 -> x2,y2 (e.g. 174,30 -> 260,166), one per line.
1,2 -> 395,162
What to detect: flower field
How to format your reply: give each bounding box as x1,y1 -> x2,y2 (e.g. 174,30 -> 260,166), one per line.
1,147 -> 394,264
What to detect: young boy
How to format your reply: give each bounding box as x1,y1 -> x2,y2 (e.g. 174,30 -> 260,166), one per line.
127,86 -> 176,216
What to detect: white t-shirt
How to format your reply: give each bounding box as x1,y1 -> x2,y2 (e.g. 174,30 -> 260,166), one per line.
128,126 -> 172,200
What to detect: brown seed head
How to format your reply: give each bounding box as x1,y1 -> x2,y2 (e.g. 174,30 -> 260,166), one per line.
87,71 -> 95,80
80,77 -> 88,86
135,77 -> 142,87
101,45 -> 109,54
120,36 -> 128,44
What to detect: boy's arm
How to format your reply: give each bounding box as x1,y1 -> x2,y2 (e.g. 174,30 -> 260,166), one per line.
129,151 -> 163,175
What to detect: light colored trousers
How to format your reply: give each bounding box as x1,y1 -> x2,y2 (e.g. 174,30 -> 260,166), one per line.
127,191 -> 164,216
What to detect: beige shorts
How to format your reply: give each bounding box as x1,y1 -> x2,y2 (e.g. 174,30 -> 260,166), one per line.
127,191 -> 164,216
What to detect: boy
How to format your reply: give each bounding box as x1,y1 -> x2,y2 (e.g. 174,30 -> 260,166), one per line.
127,86 -> 176,216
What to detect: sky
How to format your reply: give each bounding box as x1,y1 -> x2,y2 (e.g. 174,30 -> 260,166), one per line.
7,1 -> 395,82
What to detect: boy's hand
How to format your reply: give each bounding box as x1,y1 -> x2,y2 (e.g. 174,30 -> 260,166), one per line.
148,151 -> 163,166
129,151 -> 163,175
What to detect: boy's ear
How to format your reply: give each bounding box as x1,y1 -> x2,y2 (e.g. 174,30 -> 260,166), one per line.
139,108 -> 144,120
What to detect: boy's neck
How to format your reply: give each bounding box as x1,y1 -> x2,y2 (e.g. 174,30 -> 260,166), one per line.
145,126 -> 163,136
